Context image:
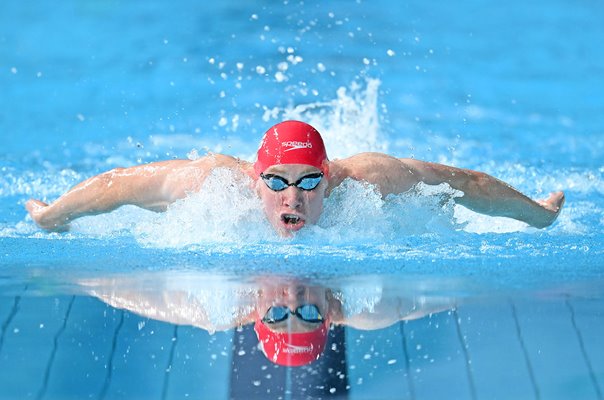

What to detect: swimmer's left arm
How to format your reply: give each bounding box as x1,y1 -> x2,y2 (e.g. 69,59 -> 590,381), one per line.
401,159 -> 565,228
334,295 -> 457,330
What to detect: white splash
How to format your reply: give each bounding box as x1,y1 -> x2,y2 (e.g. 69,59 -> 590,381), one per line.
0,169 -> 82,198
133,168 -> 276,248
302,180 -> 464,243
57,174 -> 466,248
263,78 -> 388,159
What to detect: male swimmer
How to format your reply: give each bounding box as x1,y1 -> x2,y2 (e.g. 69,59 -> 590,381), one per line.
26,120 -> 565,235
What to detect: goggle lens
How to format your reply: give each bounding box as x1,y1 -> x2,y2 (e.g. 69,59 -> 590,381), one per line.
261,173 -> 323,192
262,304 -> 323,324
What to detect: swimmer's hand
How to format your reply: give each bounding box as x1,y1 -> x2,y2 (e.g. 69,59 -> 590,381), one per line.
26,199 -> 71,232
535,191 -> 565,228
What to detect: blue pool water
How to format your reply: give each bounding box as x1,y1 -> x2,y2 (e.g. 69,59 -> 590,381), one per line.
1,0 -> 603,399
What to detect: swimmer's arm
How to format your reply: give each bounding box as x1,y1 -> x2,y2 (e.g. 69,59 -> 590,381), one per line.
403,159 -> 565,228
333,297 -> 456,330
81,281 -> 256,331
26,159 -> 204,232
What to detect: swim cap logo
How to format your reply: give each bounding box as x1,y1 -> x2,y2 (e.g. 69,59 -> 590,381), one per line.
282,141 -> 313,152
282,343 -> 313,354
254,121 -> 328,177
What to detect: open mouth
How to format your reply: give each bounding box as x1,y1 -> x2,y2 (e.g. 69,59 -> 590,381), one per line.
280,213 -> 305,230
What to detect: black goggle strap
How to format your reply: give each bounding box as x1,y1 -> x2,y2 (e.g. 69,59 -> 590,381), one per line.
262,304 -> 323,324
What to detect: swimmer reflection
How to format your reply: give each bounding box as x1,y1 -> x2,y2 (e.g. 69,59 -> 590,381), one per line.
80,272 -> 455,366
79,271 -> 454,399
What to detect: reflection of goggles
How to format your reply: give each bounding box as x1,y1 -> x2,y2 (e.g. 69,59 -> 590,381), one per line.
260,173 -> 323,192
262,304 -> 323,324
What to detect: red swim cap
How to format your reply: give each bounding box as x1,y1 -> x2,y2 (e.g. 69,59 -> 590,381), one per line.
254,120 -> 328,176
254,318 -> 329,367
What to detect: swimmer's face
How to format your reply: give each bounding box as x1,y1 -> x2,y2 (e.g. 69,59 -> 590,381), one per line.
257,284 -> 330,333
255,164 -> 327,236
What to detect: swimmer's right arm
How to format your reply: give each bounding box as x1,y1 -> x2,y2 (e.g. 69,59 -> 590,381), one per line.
26,159 -> 208,232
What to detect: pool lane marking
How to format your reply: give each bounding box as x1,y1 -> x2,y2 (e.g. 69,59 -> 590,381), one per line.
36,295 -> 76,400
452,308 -> 477,400
0,285 -> 28,356
565,298 -> 603,400
98,309 -> 125,400
510,300 -> 541,400
161,325 -> 179,400
0,296 -> 22,355
399,321 -> 416,400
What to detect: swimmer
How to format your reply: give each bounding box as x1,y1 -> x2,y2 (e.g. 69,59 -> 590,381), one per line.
26,120 -> 565,235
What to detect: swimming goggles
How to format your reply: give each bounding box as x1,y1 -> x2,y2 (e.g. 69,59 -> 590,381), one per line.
260,173 -> 324,192
262,304 -> 324,324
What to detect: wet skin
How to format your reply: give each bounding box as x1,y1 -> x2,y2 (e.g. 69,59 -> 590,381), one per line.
256,284 -> 331,333
254,164 -> 328,237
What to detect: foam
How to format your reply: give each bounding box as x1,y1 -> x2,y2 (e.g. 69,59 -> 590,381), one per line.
0,169 -> 82,198
12,171 -> 468,249
128,178 -> 467,249
302,180 -> 463,243
454,207 -> 533,234
0,221 -> 40,238
133,168 -> 276,248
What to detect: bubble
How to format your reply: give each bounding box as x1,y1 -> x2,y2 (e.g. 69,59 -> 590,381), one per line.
274,71 -> 287,83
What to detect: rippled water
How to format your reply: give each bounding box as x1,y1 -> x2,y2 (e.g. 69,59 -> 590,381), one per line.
1,0 -> 603,399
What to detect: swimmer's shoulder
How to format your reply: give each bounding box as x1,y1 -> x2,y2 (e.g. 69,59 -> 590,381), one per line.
330,152 -> 412,178
162,154 -> 254,196
329,152 -> 420,195
188,153 -> 253,174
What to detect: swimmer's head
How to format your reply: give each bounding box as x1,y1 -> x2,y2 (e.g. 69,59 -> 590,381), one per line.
254,120 -> 329,176
254,121 -> 329,235
254,283 -> 331,366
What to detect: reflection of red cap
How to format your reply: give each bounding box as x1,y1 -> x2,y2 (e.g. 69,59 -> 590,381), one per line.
254,120 -> 329,176
254,318 -> 329,367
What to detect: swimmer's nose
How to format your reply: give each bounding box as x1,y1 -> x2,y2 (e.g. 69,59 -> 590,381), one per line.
282,186 -> 303,209
282,286 -> 306,306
